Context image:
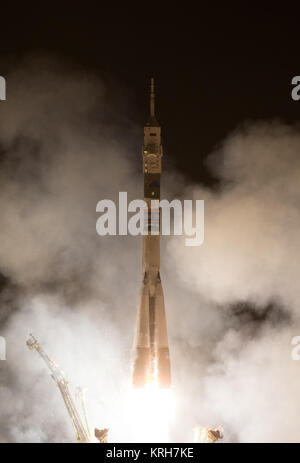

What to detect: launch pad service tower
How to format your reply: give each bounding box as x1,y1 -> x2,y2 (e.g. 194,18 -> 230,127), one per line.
132,79 -> 171,389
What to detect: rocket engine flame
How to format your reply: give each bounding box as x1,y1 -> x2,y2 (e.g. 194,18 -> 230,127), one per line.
126,383 -> 175,443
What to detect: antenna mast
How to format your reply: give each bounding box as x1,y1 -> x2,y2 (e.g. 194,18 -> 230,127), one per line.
150,77 -> 155,118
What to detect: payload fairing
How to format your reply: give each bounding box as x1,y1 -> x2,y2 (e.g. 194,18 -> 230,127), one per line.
132,78 -> 171,388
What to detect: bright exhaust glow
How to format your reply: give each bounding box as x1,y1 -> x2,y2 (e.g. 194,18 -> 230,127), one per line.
126,383 -> 175,443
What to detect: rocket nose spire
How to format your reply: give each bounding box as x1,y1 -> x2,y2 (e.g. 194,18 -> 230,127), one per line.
150,77 -> 155,118
147,77 -> 159,127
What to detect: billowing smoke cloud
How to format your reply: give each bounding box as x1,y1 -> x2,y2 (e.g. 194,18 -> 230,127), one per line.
168,123 -> 300,311
0,58 -> 300,442
166,122 -> 300,442
0,58 -> 141,442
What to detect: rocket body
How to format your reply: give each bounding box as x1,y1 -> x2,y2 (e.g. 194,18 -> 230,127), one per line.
132,79 -> 171,388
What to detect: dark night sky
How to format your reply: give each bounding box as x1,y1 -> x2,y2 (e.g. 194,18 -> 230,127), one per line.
0,3 -> 299,183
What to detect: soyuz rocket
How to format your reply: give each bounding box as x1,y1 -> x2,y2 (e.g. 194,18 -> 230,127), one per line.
132,78 -> 171,388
